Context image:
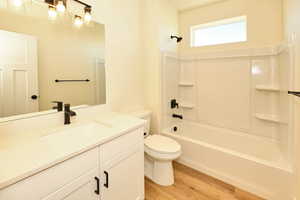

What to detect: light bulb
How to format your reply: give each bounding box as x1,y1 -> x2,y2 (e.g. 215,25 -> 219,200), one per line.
84,7 -> 92,23
84,12 -> 92,23
48,6 -> 57,20
12,0 -> 23,7
74,15 -> 83,27
56,0 -> 65,13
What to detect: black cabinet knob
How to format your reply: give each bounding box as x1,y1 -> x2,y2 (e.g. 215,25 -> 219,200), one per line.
31,95 -> 38,100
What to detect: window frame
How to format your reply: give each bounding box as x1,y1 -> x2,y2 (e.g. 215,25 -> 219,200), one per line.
190,16 -> 247,47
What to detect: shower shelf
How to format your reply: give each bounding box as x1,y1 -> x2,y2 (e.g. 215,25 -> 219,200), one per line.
255,85 -> 280,92
179,103 -> 195,109
254,113 -> 280,123
178,82 -> 194,87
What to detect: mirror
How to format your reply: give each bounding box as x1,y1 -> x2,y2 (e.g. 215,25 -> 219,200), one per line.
0,1 -> 106,119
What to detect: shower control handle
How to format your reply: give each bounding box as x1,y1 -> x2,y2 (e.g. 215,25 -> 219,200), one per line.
171,99 -> 179,109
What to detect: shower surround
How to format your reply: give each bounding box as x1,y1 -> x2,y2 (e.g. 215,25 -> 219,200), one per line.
161,44 -> 294,200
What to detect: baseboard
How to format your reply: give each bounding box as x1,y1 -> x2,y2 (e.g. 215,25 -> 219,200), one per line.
177,158 -> 285,200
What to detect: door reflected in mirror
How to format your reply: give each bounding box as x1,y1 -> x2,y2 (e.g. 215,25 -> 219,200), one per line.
0,3 -> 106,119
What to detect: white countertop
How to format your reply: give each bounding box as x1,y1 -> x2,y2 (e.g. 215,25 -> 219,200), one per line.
0,111 -> 145,190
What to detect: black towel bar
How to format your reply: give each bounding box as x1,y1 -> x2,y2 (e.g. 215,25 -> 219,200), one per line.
288,91 -> 300,97
55,79 -> 90,83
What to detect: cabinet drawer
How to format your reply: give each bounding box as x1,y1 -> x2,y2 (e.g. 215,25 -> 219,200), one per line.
0,148 -> 99,200
42,168 -> 98,200
100,128 -> 143,163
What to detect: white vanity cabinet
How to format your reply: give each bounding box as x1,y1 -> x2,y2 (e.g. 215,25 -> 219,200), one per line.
0,127 -> 144,200
99,129 -> 144,200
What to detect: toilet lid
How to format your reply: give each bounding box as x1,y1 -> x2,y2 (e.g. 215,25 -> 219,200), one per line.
145,135 -> 181,153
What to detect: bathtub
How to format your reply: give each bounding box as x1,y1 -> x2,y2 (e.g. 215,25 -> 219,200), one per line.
162,121 -> 293,200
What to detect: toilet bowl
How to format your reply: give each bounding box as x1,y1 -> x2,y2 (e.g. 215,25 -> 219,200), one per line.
144,134 -> 181,186
131,110 -> 182,186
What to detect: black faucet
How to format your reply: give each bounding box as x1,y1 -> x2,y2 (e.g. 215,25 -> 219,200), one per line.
52,101 -> 63,112
64,104 -> 77,125
172,114 -> 183,120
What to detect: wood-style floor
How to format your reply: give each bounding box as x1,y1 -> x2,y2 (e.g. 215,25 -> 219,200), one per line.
145,162 -> 265,200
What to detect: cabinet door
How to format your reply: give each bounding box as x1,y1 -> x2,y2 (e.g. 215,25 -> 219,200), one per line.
42,168 -> 100,200
100,144 -> 144,200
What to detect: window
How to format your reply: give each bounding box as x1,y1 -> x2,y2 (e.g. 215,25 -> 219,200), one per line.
191,16 -> 247,47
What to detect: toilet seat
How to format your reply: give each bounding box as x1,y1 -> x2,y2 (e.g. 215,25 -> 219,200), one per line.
145,135 -> 181,160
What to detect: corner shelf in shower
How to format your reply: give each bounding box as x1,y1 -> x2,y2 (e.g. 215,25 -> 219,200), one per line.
178,82 -> 194,87
255,85 -> 280,92
179,103 -> 195,109
254,113 -> 280,123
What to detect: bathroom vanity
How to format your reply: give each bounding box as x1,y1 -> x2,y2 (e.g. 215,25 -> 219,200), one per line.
0,106 -> 145,200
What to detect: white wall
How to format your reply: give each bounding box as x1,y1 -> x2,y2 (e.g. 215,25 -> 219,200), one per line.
171,0 -> 226,11
283,0 -> 300,199
178,0 -> 283,56
94,0 -> 146,112
142,0 -> 178,134
93,0 -> 178,126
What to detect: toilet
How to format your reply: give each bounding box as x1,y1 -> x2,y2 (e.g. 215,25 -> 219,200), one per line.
132,110 -> 182,186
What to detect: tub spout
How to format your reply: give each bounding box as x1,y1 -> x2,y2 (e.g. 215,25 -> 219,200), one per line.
172,114 -> 183,120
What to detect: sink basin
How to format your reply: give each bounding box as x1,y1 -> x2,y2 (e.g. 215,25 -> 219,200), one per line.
40,122 -> 110,141
0,122 -> 111,150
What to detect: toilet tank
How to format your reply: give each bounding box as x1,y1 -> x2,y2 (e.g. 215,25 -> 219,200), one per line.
131,110 -> 152,137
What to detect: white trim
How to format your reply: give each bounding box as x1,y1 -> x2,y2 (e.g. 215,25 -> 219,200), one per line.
94,58 -> 105,105
192,16 -> 247,30
178,82 -> 194,87
0,67 -> 3,118
255,85 -> 280,92
179,103 -> 195,109
162,52 -> 178,59
254,113 -> 280,124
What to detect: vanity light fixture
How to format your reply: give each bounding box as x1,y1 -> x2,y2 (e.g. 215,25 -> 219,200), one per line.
74,15 -> 83,27
84,6 -> 92,23
56,0 -> 66,13
48,5 -> 57,19
44,0 -> 92,27
12,0 -> 23,7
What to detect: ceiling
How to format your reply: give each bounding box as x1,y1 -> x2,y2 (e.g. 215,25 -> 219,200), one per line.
171,0 -> 226,11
